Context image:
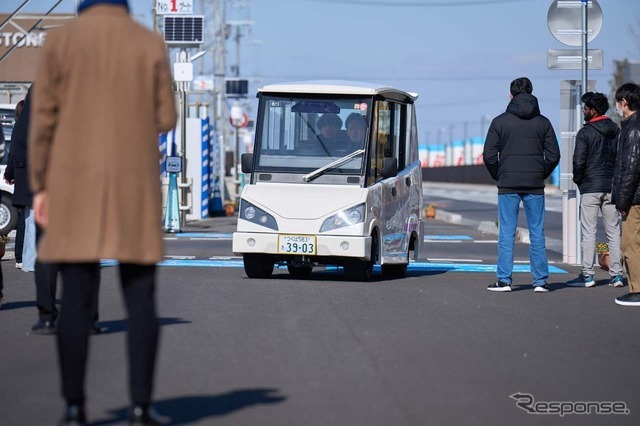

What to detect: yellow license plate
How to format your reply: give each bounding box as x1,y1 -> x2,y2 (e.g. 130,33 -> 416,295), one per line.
278,235 -> 317,255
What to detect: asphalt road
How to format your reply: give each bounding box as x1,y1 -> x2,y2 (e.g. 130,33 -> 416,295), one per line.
0,192 -> 638,426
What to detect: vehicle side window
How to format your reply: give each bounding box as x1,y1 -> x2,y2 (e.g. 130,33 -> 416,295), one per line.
391,103 -> 406,170
368,101 -> 390,185
407,103 -> 418,166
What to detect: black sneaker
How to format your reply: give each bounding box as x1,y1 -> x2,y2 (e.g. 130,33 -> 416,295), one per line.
534,284 -> 550,293
31,319 -> 56,335
487,280 -> 511,292
615,292 -> 640,306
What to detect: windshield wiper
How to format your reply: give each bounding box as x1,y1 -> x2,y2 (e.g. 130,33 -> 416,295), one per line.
302,149 -> 365,182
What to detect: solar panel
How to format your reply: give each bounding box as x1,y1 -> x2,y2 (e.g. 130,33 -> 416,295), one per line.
163,15 -> 204,45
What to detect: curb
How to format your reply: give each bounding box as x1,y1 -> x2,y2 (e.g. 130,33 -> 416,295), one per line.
434,209 -> 562,252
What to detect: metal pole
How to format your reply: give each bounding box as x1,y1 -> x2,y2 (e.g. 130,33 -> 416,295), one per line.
234,126 -> 240,201
177,50 -> 189,229
576,0 -> 589,266
581,0 -> 588,99
235,26 -> 241,77
180,89 -> 188,228
151,0 -> 157,32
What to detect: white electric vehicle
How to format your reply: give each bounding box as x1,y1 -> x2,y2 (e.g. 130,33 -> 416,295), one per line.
232,81 -> 423,281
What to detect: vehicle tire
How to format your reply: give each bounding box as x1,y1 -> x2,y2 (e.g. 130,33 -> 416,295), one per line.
343,232 -> 378,281
287,263 -> 313,278
243,253 -> 274,278
381,263 -> 407,278
0,193 -> 18,235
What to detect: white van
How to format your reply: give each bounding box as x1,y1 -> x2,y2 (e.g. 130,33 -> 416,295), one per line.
0,103 -> 17,235
232,81 -> 423,280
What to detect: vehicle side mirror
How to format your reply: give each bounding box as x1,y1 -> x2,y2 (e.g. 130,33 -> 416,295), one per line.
241,153 -> 253,173
382,157 -> 398,178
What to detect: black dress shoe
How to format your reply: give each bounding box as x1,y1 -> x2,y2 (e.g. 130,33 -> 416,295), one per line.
128,405 -> 169,425
31,319 -> 56,335
59,404 -> 86,425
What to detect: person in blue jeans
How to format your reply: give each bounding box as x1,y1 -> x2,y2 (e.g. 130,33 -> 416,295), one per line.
483,77 -> 561,293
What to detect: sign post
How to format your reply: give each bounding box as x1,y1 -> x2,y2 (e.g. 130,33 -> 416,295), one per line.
547,0 -> 602,265
229,101 -> 247,203
164,156 -> 182,232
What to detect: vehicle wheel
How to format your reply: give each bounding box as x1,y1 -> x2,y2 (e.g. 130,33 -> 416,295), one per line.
381,263 -> 407,278
0,194 -> 18,235
243,254 -> 274,278
343,232 -> 378,281
287,263 -> 313,278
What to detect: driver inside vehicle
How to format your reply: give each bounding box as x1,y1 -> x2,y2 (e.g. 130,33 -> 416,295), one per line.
317,113 -> 343,141
317,113 -> 356,156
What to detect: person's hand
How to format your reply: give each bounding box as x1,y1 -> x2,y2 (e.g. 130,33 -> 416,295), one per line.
33,191 -> 49,229
620,210 -> 628,217
4,178 -> 13,185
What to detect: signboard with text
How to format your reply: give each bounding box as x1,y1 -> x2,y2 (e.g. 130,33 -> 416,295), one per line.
156,0 -> 193,15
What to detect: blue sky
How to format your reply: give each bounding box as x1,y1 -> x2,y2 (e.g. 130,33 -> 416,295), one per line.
4,0 -> 640,143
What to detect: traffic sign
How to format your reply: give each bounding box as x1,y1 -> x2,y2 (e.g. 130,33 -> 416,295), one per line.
547,48 -> 603,70
229,113 -> 248,129
547,0 -> 602,47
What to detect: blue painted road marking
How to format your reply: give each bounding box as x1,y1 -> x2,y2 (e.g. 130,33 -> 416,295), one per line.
169,233 -> 474,241
167,233 -> 234,239
424,235 -> 473,241
100,259 -> 567,274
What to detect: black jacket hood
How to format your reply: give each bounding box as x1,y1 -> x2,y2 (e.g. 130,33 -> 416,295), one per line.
586,117 -> 619,139
506,93 -> 540,120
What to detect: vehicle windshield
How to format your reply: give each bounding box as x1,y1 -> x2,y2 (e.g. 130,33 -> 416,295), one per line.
254,95 -> 372,176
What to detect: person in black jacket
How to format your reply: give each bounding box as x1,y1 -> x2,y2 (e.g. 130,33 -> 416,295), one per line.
4,99 -> 26,269
611,83 -> 640,306
483,77 -> 560,293
13,87 -> 102,332
567,92 -> 623,288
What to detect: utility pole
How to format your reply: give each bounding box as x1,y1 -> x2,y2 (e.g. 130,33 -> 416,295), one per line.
581,0 -> 588,99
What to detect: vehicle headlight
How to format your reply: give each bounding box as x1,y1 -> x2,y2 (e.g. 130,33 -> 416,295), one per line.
244,206 -> 256,220
320,203 -> 365,232
239,200 -> 278,230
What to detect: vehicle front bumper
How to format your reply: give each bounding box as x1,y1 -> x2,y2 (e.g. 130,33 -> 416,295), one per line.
232,232 -> 371,260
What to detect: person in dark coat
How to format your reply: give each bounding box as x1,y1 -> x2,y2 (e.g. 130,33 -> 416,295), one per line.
4,99 -> 26,269
611,82 -> 640,306
567,92 -> 623,288
483,77 -> 560,293
13,87 -> 101,334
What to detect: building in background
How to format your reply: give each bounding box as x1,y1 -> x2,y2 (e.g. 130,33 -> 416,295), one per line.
0,13 -> 74,103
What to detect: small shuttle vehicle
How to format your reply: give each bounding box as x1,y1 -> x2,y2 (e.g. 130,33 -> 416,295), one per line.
232,81 -> 423,280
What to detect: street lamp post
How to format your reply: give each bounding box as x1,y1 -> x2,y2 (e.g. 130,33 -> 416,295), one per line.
230,101 -> 244,203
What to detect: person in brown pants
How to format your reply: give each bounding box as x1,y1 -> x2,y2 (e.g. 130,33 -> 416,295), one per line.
611,82 -> 640,306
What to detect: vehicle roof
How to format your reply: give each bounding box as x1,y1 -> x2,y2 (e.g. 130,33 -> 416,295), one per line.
0,104 -> 17,110
258,80 -> 418,101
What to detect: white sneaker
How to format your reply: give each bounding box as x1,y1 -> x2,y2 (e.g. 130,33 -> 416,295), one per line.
15,262 -> 22,269
534,284 -> 550,293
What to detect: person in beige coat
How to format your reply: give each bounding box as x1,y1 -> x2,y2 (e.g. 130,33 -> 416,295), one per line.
28,0 -> 177,424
